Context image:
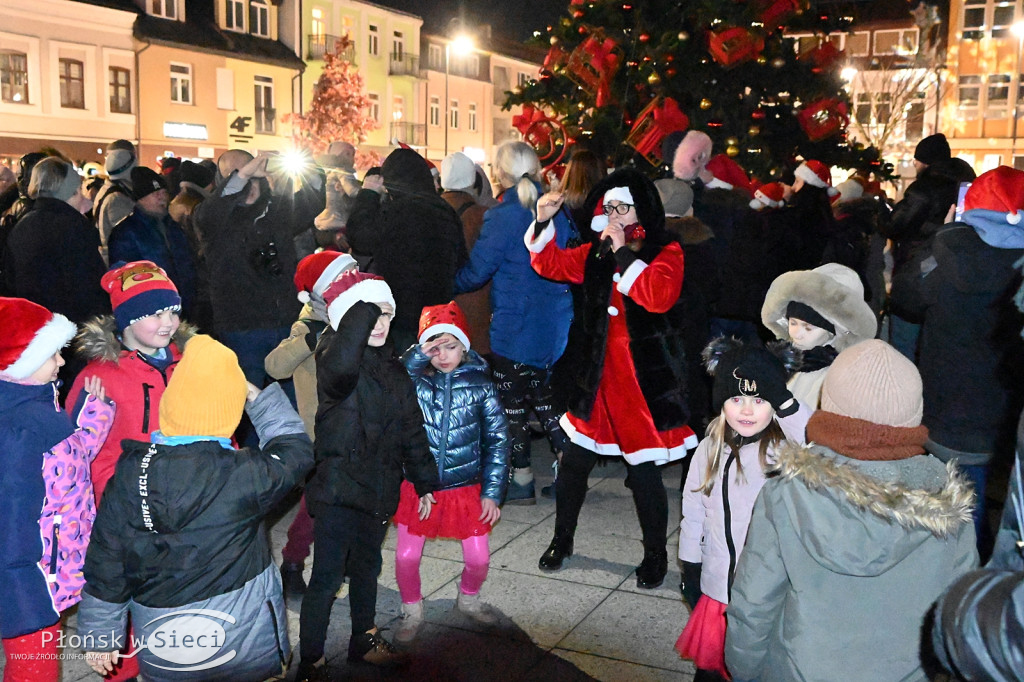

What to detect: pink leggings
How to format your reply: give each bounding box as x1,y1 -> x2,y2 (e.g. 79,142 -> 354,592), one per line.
395,523 -> 490,604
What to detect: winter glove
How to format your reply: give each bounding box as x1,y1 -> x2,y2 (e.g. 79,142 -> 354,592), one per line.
304,320 -> 328,351
681,561 -> 703,610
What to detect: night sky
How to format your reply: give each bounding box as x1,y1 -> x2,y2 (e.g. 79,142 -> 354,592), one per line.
370,0 -> 565,41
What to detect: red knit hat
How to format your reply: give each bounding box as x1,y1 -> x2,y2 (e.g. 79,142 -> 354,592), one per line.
750,182 -> 786,210
964,166 -> 1024,225
418,301 -> 471,350
0,297 -> 77,380
101,261 -> 181,331
323,270 -> 395,330
294,251 -> 357,304
794,160 -> 839,197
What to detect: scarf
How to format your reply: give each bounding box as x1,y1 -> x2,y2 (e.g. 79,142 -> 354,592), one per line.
806,410 -> 929,461
800,344 -> 839,372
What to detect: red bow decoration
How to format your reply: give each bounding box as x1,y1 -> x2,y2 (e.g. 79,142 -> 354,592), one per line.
797,98 -> 849,141
567,33 -> 621,107
756,0 -> 801,29
543,45 -> 569,73
800,41 -> 843,73
708,27 -> 765,68
625,97 -> 690,165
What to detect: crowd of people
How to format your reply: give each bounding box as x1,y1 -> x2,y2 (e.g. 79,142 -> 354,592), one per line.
0,129 -> 1021,682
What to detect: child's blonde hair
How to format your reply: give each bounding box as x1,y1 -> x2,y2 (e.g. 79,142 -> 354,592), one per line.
696,408 -> 785,496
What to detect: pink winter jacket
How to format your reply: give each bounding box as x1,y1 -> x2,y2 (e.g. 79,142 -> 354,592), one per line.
679,404 -> 811,604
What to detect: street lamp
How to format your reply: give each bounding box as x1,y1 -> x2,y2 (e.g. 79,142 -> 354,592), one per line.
1011,21 -> 1024,166
445,34 -> 475,157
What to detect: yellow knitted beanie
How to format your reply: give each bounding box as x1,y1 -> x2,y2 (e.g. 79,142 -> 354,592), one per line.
159,334 -> 248,438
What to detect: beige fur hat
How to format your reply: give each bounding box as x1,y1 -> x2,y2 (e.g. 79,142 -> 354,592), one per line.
761,263 -> 878,351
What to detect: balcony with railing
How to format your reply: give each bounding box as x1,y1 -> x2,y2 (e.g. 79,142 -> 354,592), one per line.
307,34 -> 356,63
389,53 -> 420,77
390,122 -> 426,146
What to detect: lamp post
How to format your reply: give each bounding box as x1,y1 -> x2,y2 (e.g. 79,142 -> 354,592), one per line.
1011,21 -> 1024,167
444,34 -> 475,157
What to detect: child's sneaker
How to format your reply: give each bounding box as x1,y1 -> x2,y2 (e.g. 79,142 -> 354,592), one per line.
394,600 -> 424,643
456,591 -> 498,624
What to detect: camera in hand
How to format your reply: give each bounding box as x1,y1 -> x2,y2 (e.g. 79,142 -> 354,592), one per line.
251,241 -> 283,276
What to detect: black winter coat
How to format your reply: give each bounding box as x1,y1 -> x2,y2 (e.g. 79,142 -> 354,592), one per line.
108,209 -> 198,316
780,184 -> 836,272
308,302 -> 438,518
3,197 -> 109,322
347,149 -> 468,351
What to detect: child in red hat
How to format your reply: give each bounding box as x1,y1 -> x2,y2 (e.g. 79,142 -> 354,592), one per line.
390,301 -> 510,642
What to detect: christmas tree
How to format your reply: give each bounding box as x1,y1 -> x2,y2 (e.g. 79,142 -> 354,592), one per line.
506,0 -> 893,180
285,36 -> 379,155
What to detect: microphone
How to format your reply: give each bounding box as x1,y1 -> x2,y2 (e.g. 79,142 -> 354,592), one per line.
597,236 -> 613,259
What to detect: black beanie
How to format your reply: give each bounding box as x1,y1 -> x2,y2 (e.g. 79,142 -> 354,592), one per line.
914,133 -> 951,166
131,166 -> 166,200
785,301 -> 836,335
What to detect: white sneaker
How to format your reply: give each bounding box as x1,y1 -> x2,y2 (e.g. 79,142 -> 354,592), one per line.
456,591 -> 498,624
394,600 -> 423,643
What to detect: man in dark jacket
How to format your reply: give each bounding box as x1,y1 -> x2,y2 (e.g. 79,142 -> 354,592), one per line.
193,150 -> 324,386
0,152 -> 46,296
108,166 -> 198,316
79,335 -> 314,682
297,272 -> 438,678
346,147 -> 468,351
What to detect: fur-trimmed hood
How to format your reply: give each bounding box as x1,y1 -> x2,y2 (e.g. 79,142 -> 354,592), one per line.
761,263 -> 878,351
75,315 -> 197,363
771,441 -> 974,576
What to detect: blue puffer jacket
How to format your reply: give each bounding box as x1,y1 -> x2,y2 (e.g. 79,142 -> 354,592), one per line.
403,347 -> 510,501
453,186 -> 574,368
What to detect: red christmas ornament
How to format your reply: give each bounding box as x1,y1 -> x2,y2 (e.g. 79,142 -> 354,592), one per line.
625,96 -> 690,165
573,10 -> 584,18
756,0 -> 801,30
708,27 -> 765,68
751,108 -> 767,120
707,118 -> 724,128
800,41 -> 843,73
666,67 -> 677,77
639,33 -> 650,43
578,26 -> 587,34
512,104 -> 567,162
566,31 -> 622,107
797,98 -> 849,141
543,44 -> 569,73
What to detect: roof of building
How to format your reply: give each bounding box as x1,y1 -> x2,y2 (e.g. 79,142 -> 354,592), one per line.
70,0 -> 141,13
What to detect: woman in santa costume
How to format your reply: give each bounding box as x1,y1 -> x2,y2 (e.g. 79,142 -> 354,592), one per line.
526,168 -> 698,588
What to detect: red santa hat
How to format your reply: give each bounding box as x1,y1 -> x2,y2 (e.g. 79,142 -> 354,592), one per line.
964,165 -> 1024,225
294,251 -> 358,304
706,154 -> 753,197
418,301 -> 471,350
794,160 -> 839,197
590,186 -> 635,232
749,182 -> 786,210
323,270 -> 395,330
0,297 -> 77,381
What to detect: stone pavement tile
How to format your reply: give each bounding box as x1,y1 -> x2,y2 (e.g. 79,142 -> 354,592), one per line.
571,479 -> 682,541
490,522 -> 640,589
558,590 -> 693,672
410,567 -> 613,648
538,648 -> 695,681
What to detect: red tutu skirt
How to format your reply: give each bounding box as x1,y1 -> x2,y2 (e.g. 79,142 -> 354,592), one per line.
392,481 -> 491,539
675,594 -> 731,679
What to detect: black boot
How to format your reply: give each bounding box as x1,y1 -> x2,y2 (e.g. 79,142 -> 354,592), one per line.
294,657 -> 327,682
635,548 -> 668,589
280,562 -> 307,596
538,531 -> 574,571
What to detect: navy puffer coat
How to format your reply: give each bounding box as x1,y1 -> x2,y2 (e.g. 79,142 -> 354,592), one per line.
403,346 -> 510,501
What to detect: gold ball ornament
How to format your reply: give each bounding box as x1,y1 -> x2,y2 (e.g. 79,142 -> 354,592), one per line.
647,72 -> 661,85
678,31 -> 689,41
561,17 -> 572,27
700,98 -> 712,110
748,125 -> 761,136
771,57 -> 786,68
726,145 -> 740,157
512,86 -> 522,95
725,137 -> 738,146
550,36 -> 559,45
757,55 -> 767,65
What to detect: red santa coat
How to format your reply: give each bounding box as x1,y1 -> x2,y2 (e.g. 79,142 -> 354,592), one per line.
527,222 -> 698,465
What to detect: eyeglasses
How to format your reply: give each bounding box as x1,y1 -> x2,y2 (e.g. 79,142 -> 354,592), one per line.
602,203 -> 634,216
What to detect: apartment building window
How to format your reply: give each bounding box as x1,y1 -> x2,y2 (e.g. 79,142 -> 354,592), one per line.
468,102 -> 477,131
311,8 -> 325,37
254,75 -> 274,133
225,0 -> 244,31
517,72 -> 530,87
449,100 -> 459,129
393,95 -> 404,121
845,31 -> 870,56
905,96 -> 926,142
854,92 -> 871,125
151,0 -> 176,19
250,0 -> 269,37
1,52 -> 29,104
368,92 -> 379,122
958,74 -> 982,111
59,58 -> 85,109
962,0 -> 986,40
428,44 -> 442,69
392,31 -> 404,61
170,62 -> 192,104
429,95 -> 440,126
873,28 -> 918,56
988,73 -> 1012,117
467,55 -> 480,78
368,25 -> 379,56
341,15 -> 354,38
993,1 -> 1017,38
109,66 -> 131,113
962,0 -> 1015,40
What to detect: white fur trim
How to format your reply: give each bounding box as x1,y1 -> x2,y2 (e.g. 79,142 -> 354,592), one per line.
297,291 -> 312,304
560,414 -> 699,465
419,323 -> 471,351
794,162 -> 829,189
524,221 -> 557,253
313,254 -> 357,297
603,186 -> 634,206
616,259 -> 647,296
327,280 -> 396,330
705,177 -> 733,191
4,314 -> 77,380
1009,211 -> 1023,225
590,214 -> 608,232
827,186 -> 840,197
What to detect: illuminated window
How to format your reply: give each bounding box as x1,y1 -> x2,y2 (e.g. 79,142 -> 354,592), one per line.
170,62 -> 192,104
109,66 -> 131,113
1,51 -> 29,104
254,75 -> 274,133
59,58 -> 84,109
